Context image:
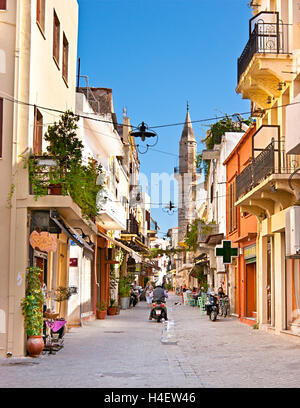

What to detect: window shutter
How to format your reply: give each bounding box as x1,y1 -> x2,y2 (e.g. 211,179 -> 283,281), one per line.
0,0 -> 7,10
0,98 -> 3,157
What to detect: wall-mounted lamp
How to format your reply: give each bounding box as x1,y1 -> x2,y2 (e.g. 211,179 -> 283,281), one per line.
270,184 -> 277,193
266,96 -> 273,104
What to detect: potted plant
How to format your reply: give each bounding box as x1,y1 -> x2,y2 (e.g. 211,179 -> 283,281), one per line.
20,267 -> 44,357
96,301 -> 107,319
119,280 -> 131,310
107,298 -> 117,316
54,286 -> 72,318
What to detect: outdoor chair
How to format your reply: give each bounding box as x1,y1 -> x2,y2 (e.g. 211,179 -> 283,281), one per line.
187,292 -> 196,307
198,294 -> 207,315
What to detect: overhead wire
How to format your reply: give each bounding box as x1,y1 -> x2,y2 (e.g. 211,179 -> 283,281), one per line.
3,92 -> 300,133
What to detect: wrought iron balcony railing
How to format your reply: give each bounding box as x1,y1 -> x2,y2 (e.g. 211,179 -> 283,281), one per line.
238,21 -> 290,83
236,139 -> 275,200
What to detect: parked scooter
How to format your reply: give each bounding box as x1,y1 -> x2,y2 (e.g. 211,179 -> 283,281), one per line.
130,287 -> 138,307
205,293 -> 219,321
149,301 -> 168,323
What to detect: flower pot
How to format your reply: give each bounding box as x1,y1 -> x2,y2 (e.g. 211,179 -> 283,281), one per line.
48,184 -> 62,195
120,297 -> 130,310
107,307 -> 117,316
27,336 -> 44,357
96,310 -> 107,319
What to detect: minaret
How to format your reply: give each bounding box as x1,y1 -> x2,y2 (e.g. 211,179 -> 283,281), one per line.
177,103 -> 197,244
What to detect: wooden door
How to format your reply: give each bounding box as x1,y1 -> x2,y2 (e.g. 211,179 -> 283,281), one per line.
246,262 -> 257,317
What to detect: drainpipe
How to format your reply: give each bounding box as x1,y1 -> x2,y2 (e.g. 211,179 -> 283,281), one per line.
7,0 -> 21,356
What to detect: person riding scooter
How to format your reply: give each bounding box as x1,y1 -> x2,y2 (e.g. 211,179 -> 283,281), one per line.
149,282 -> 168,321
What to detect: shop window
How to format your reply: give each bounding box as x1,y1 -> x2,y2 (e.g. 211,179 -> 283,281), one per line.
53,10 -> 60,66
0,98 -> 3,158
36,0 -> 45,34
62,33 -> 69,84
33,107 -> 43,155
0,0 -> 7,10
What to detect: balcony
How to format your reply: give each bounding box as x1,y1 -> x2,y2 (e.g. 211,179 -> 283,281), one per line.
174,166 -> 201,174
198,221 -> 222,246
235,125 -> 300,217
237,12 -> 294,109
97,187 -> 127,230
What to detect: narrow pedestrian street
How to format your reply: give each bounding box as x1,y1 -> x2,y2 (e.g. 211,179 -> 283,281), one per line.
1,293 -> 300,389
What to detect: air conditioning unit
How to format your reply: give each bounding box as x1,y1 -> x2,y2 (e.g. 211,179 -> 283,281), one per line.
285,206 -> 300,257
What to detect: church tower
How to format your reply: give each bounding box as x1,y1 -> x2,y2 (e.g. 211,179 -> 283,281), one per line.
177,104 -> 197,244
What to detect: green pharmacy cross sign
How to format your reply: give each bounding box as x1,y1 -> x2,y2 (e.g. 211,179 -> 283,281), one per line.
216,240 -> 238,264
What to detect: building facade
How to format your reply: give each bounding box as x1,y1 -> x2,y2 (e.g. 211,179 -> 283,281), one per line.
235,0 -> 300,338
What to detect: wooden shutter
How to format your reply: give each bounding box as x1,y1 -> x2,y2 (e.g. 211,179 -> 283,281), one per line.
62,33 -> 69,83
36,0 -> 45,32
33,107 -> 43,155
0,0 -> 7,10
0,98 -> 3,158
53,11 -> 60,64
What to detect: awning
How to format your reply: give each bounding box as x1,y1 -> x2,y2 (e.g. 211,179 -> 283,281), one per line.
97,231 -> 143,263
50,210 -> 94,258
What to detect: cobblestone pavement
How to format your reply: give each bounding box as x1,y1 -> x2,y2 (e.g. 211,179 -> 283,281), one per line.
1,293 -> 300,388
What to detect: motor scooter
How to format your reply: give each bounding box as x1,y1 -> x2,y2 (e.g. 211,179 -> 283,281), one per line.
149,301 -> 168,323
205,293 -> 219,321
130,287 -> 138,307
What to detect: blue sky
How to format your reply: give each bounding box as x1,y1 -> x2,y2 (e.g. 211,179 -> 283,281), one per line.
77,0 -> 253,236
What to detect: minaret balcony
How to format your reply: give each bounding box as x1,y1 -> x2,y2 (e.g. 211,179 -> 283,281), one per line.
236,12 -> 295,110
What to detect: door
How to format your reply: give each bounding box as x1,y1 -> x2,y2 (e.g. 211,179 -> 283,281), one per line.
246,262 -> 257,317
96,248 -> 101,303
234,266 -> 238,314
267,239 -> 272,323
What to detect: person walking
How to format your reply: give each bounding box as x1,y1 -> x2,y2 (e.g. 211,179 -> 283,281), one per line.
145,282 -> 153,307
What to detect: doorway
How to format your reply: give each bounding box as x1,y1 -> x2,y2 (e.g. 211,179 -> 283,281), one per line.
267,238 -> 272,324
246,262 -> 257,318
96,247 -> 101,303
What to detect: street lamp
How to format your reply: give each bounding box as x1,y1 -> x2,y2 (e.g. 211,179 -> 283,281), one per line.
130,122 -> 158,154
163,201 -> 177,215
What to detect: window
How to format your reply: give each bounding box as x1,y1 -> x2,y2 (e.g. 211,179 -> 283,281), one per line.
36,0 -> 45,34
0,98 -> 3,157
228,181 -> 237,233
53,10 -> 60,66
62,33 -> 69,84
33,108 -> 43,155
0,0 -> 7,10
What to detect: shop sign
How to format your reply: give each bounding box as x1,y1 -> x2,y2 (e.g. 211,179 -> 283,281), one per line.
215,240 -> 238,264
29,231 -> 57,253
70,258 -> 78,267
244,244 -> 256,260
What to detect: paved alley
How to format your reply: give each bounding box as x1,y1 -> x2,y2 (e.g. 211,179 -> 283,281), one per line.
1,293 -> 300,388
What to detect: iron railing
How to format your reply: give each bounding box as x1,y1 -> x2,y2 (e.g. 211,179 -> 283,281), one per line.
236,140 -> 275,200
238,22 -> 290,83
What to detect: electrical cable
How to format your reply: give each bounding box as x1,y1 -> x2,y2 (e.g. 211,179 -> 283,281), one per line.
3,92 -> 300,132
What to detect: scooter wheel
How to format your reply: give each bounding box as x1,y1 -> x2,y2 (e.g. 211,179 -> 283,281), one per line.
210,311 -> 217,321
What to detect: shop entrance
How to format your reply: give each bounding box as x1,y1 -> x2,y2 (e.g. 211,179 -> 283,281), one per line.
246,261 -> 256,318
267,238 -> 272,324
